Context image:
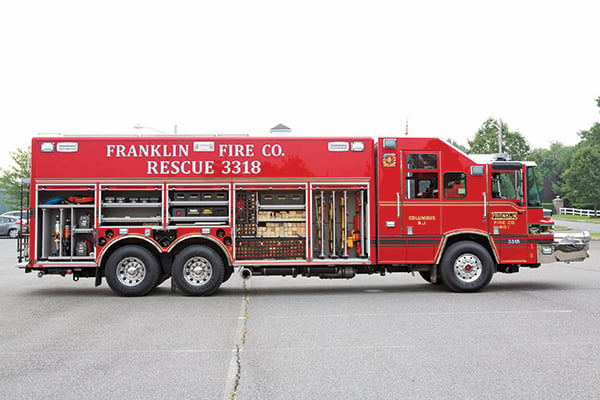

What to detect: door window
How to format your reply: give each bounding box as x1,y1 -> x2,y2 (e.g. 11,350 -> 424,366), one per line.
491,172 -> 521,199
405,153 -> 439,199
443,172 -> 467,199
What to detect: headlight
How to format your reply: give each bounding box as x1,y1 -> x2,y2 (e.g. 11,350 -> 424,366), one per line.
529,224 -> 554,234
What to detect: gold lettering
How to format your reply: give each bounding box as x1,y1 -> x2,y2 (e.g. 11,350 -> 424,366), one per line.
491,212 -> 517,220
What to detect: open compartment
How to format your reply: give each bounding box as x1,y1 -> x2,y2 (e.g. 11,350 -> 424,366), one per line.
36,184 -> 96,261
310,185 -> 369,260
99,184 -> 163,227
234,185 -> 307,261
167,184 -> 230,226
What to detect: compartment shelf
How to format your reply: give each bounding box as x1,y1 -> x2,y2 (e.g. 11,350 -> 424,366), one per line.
102,202 -> 161,208
73,228 -> 93,234
47,256 -> 95,261
170,201 -> 229,206
39,204 -> 94,209
101,217 -> 161,223
258,205 -> 305,211
258,218 -> 306,223
169,216 -> 228,223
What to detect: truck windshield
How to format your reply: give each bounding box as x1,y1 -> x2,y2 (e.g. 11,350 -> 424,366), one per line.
526,166 -> 542,207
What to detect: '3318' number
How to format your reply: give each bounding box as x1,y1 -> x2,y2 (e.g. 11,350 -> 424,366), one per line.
221,160 -> 261,175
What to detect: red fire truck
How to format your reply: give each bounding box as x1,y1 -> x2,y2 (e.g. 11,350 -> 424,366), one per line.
17,135 -> 589,296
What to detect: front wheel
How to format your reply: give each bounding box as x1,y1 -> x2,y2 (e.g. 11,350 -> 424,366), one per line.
172,246 -> 224,296
105,245 -> 160,296
440,242 -> 494,292
8,229 -> 18,239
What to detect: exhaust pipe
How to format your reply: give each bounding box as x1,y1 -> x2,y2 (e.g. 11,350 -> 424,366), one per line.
240,267 -> 253,280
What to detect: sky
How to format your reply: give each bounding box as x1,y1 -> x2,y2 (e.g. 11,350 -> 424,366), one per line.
1,0 -> 599,165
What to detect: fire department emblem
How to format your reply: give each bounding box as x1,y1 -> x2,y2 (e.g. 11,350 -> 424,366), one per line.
382,153 -> 397,168
492,212 -> 518,220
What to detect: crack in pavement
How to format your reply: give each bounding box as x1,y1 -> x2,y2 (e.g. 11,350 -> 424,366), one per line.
225,280 -> 250,399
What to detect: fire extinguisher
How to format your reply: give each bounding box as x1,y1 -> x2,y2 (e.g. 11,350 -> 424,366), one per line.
53,215 -> 61,255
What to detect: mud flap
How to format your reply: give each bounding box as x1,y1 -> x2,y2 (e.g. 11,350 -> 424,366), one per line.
94,267 -> 103,287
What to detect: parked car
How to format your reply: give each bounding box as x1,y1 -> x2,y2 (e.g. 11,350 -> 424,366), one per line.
2,210 -> 28,220
0,216 -> 27,238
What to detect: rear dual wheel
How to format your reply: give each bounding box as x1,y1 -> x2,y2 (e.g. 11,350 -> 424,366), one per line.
105,245 -> 160,297
171,246 -> 224,296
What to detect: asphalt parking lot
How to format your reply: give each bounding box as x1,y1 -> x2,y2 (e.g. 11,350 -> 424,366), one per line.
1,238 -> 599,400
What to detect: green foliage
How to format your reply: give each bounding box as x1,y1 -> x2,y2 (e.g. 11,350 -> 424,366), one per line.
445,138 -> 468,153
528,142 -> 576,202
562,146 -> 600,208
0,148 -> 31,210
468,118 -> 531,161
562,96 -> 600,208
576,121 -> 600,148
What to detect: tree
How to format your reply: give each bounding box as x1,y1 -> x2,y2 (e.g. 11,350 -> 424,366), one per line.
562,96 -> 600,209
528,142 -> 576,202
0,148 -> 31,210
576,105 -> 600,148
445,138 -> 468,153
562,146 -> 600,209
468,118 -> 531,160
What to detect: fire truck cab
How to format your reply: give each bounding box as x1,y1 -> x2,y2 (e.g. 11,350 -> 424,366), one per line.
17,135 -> 589,296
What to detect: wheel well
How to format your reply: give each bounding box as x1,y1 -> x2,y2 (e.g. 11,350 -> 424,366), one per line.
99,238 -> 163,271
442,233 -> 498,264
99,236 -> 232,277
169,237 -> 232,276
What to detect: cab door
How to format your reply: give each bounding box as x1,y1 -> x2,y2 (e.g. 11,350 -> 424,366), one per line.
401,152 -> 442,263
376,139 -> 405,263
488,162 -> 528,263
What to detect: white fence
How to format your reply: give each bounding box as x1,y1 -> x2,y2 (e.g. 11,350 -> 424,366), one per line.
559,207 -> 599,217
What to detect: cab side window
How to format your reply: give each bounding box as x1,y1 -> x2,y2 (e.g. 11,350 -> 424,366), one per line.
443,172 -> 467,199
405,153 -> 438,199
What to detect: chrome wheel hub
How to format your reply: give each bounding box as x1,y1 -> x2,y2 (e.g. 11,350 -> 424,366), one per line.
184,256 -> 212,286
117,257 -> 146,286
453,253 -> 482,282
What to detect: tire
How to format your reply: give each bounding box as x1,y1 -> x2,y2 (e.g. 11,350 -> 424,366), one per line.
418,270 -> 443,285
8,229 -> 18,239
222,266 -> 233,283
105,245 -> 160,296
172,246 -> 224,296
440,241 -> 494,292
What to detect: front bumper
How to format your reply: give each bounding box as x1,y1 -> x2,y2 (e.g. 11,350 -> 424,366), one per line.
538,231 -> 591,263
